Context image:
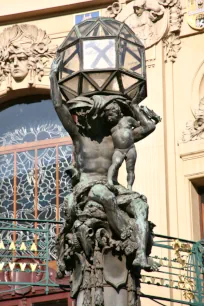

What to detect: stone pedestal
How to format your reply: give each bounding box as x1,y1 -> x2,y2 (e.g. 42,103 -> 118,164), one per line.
70,247 -> 140,306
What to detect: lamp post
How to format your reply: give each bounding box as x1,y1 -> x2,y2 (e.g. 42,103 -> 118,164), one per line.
51,17 -> 160,306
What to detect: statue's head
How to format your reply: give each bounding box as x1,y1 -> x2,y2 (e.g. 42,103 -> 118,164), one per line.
104,102 -> 122,125
133,0 -> 146,16
8,51 -> 29,82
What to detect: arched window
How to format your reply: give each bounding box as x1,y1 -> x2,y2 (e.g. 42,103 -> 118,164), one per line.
0,96 -> 72,259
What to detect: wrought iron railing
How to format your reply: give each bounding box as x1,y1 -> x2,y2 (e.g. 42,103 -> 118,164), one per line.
141,234 -> 204,305
0,218 -> 203,305
0,218 -> 70,295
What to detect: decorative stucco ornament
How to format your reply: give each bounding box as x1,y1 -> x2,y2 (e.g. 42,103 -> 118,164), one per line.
106,0 -> 123,17
0,24 -> 56,89
159,0 -> 183,33
114,0 -> 168,49
181,97 -> 204,142
187,0 -> 204,30
163,33 -> 181,63
106,0 -> 183,62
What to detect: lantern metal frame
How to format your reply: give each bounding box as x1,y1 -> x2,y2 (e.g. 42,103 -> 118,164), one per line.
57,17 -> 147,103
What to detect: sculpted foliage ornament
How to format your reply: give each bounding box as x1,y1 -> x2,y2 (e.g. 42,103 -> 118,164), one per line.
163,33 -> 181,63
0,24 -> 56,89
160,0 -> 183,33
181,97 -> 204,142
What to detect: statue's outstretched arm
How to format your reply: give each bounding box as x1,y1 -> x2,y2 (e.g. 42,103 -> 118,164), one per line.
130,98 -> 160,142
50,58 -> 79,140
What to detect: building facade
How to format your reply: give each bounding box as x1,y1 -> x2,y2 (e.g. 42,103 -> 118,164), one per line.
0,0 -> 203,305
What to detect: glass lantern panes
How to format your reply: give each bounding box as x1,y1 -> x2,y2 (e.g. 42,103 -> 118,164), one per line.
62,75 -> 79,95
127,85 -> 140,99
83,39 -> 116,70
82,77 -> 96,93
121,73 -> 139,90
105,76 -> 120,92
87,23 -> 111,36
65,28 -> 78,46
87,72 -> 111,89
120,39 -> 142,75
57,17 -> 146,102
120,24 -> 143,45
60,86 -> 77,100
102,19 -> 121,35
62,43 -> 80,78
120,25 -> 136,43
58,28 -> 78,52
78,20 -> 96,36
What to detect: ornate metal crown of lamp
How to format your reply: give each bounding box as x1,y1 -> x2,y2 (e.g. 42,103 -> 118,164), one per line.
57,17 -> 146,103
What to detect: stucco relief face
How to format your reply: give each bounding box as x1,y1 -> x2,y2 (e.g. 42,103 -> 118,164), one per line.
0,24 -> 56,88
134,5 -> 144,17
133,0 -> 145,16
8,53 -> 29,82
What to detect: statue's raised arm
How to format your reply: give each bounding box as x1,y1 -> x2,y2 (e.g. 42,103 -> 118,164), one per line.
131,97 -> 161,143
49,57 -> 79,141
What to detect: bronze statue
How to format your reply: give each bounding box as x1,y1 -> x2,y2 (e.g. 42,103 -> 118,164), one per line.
106,103 -> 139,190
50,55 -> 161,305
50,16 -> 161,306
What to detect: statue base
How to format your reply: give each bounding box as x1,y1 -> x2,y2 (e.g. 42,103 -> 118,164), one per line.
71,246 -> 140,306
56,182 -> 153,306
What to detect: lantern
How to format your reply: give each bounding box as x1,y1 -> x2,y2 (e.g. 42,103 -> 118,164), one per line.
57,17 -> 146,103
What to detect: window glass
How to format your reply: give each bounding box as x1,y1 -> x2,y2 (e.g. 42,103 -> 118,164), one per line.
0,96 -> 72,261
0,97 -> 68,147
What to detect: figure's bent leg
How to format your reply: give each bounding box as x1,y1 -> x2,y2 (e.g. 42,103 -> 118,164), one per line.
56,193 -> 75,278
130,197 -> 150,268
125,147 -> 137,190
88,184 -> 128,238
108,150 -> 124,185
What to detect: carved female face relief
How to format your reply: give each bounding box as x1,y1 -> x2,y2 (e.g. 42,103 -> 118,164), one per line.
8,53 -> 29,82
0,24 -> 56,88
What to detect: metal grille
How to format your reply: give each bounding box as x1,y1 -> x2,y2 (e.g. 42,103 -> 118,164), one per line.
0,137 -> 73,260
0,218 -> 203,305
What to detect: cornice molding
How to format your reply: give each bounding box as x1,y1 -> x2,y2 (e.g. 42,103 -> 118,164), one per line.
0,0 -> 113,25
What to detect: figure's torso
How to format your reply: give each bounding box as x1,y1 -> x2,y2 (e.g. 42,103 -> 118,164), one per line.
111,117 -> 135,149
73,134 -> 114,177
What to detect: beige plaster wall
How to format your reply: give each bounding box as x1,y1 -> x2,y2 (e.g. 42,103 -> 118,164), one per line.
172,33 -> 204,241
